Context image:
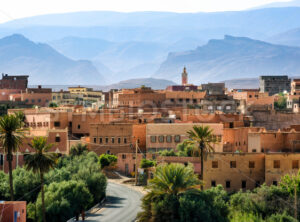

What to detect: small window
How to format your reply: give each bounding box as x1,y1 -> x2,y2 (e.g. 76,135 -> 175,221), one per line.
106,150 -> 110,154
93,137 -> 96,143
77,124 -> 81,129
217,106 -> 222,110
99,138 -> 103,144
38,99 -> 41,103
122,154 -> 126,159
273,181 -> 278,186
0,154 -> 3,166
292,160 -> 299,169
230,161 -> 236,168
211,180 -> 216,187
55,136 -> 60,142
105,137 -> 109,144
31,99 -> 35,103
212,161 -> 218,168
226,180 -> 231,188
226,105 -> 231,110
124,138 -> 127,144
273,160 -> 280,169
111,137 -> 115,143
118,137 -> 121,144
252,149 -> 257,153
158,135 -> 164,143
150,136 -> 156,143
54,121 -> 60,127
242,180 -> 246,189
255,181 -> 260,188
174,135 -> 181,143
166,135 -> 172,143
249,161 -> 255,168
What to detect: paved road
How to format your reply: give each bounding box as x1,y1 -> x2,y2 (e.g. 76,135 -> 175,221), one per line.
85,182 -> 143,222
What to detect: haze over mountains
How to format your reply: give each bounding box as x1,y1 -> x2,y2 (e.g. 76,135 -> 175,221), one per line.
1,6 -> 300,87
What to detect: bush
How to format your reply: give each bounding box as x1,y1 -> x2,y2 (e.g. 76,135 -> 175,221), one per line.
140,159 -> 156,168
159,150 -> 177,156
98,154 -> 118,168
34,180 -> 93,222
70,143 -> 88,157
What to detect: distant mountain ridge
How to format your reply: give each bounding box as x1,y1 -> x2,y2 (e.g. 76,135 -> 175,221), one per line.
155,35 -> 300,83
0,34 -> 105,85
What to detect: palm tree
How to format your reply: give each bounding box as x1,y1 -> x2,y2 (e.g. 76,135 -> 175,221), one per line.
0,114 -> 26,200
148,163 -> 200,195
70,143 -> 88,157
137,163 -> 200,222
24,137 -> 57,222
186,125 -> 217,190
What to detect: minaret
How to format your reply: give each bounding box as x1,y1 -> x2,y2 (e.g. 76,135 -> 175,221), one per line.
182,67 -> 188,85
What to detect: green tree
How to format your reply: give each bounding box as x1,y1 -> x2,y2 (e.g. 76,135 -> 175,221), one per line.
177,141 -> 200,157
185,125 -> 217,190
98,154 -> 117,169
137,163 -> 200,222
274,94 -> 287,110
159,149 -> 177,156
24,137 -> 57,222
140,159 -> 156,169
70,143 -> 88,157
0,114 -> 25,200
48,102 -> 58,108
35,180 -> 93,222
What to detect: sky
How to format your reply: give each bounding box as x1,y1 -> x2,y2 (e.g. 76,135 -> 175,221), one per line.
0,0 -> 292,23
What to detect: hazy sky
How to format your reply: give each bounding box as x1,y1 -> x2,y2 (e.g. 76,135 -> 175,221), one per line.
0,0 -> 291,23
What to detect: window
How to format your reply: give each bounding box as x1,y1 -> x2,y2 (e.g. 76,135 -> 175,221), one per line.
208,105 -> 213,110
124,138 -> 127,144
158,135 -> 164,143
122,154 -> 126,159
252,149 -> 257,153
174,135 -> 181,143
77,124 -> 81,129
217,106 -> 222,110
99,138 -> 103,144
55,136 -> 60,142
226,180 -> 231,188
230,161 -> 236,168
23,154 -> 29,161
166,135 -> 172,143
54,121 -> 60,127
105,137 -> 109,144
212,161 -> 218,168
0,154 -> 3,166
25,99 -> 29,103
255,181 -> 260,188
193,99 -> 197,103
111,137 -> 115,143
273,181 -> 278,186
226,105 -> 231,110
211,180 -> 216,187
242,180 -> 247,189
292,160 -> 299,169
150,136 -> 156,143
118,137 -> 121,144
249,161 -> 255,168
106,150 -> 110,154
93,137 -> 97,143
31,99 -> 35,103
38,99 -> 41,103
273,160 -> 280,169
229,122 -> 234,128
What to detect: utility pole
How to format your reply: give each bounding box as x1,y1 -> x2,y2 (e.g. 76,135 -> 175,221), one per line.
135,139 -> 138,186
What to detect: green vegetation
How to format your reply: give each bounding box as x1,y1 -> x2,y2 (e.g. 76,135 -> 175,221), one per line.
0,151 -> 107,221
24,137 -> 58,222
70,143 -> 88,157
0,114 -> 26,200
274,93 -> 287,110
140,158 -> 156,169
138,163 -> 300,222
98,153 -> 118,168
48,102 -> 58,107
186,125 -> 217,190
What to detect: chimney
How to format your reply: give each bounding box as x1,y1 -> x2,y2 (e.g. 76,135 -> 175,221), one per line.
182,67 -> 188,85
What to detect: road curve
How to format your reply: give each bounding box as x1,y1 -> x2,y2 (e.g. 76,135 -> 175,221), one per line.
85,182 -> 143,222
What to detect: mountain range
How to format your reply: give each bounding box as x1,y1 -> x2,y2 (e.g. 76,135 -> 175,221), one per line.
2,7 -> 300,86
155,35 -> 300,83
0,34 -> 105,85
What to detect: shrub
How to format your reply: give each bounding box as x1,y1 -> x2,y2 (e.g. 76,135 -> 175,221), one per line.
98,154 -> 118,168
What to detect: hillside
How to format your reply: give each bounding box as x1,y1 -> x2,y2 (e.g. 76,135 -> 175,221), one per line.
267,27 -> 300,47
155,35 -> 300,83
0,34 -> 105,85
